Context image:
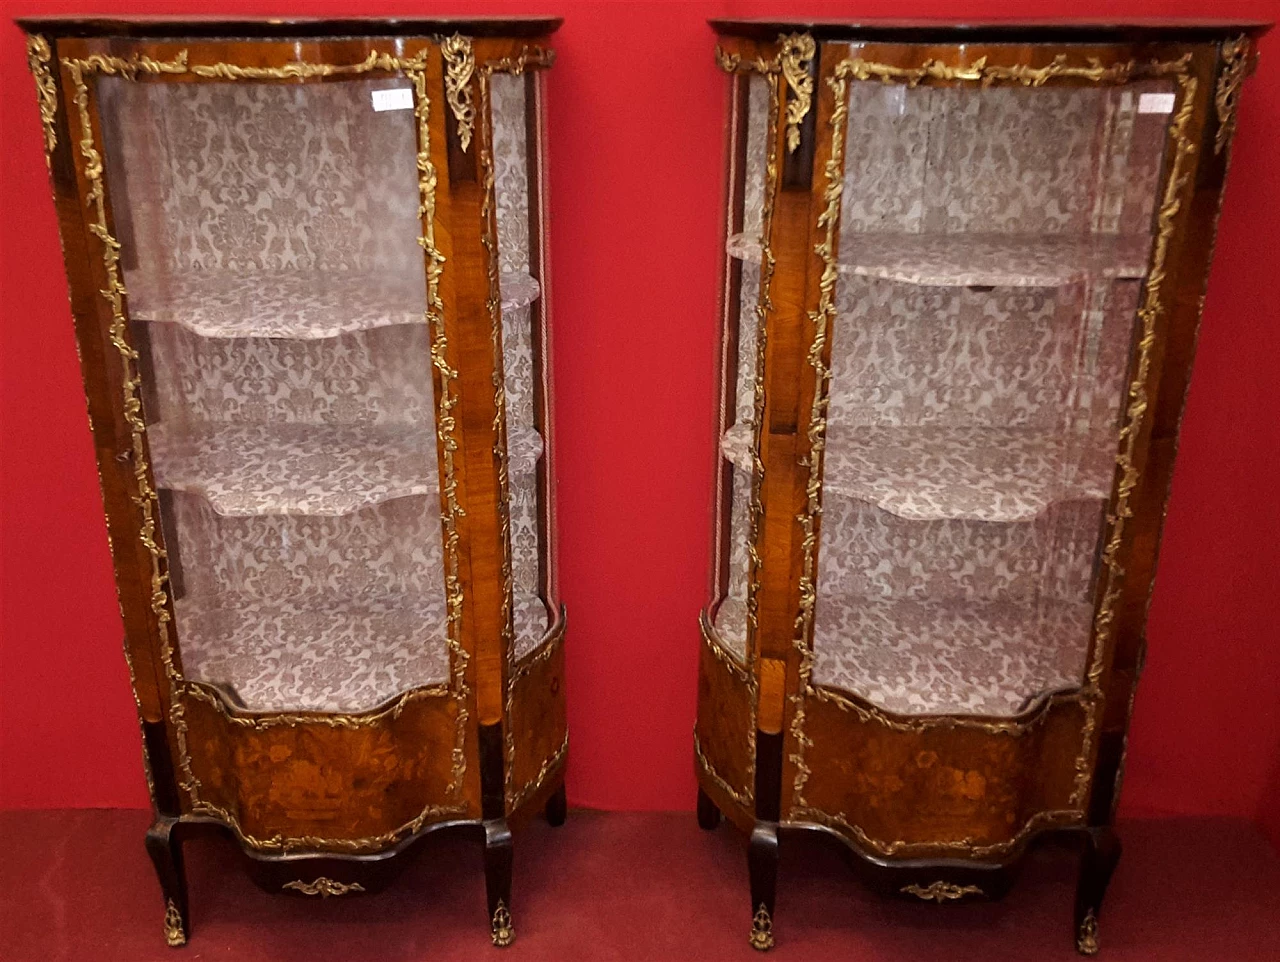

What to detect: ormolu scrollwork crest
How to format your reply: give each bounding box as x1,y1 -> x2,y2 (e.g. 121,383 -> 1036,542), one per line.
901,880 -> 984,902
25,34 -> 58,168
712,32 -> 816,154
1215,36 -> 1252,155
283,877 -> 366,897
777,33 -> 815,153
442,34 -> 477,152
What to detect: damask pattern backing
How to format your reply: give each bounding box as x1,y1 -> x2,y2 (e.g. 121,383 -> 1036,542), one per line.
713,74 -> 1171,715
98,77 -> 458,712
492,72 -> 553,658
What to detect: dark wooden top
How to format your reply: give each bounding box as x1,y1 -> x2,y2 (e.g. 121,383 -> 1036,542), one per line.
16,16 -> 562,40
709,18 -> 1270,44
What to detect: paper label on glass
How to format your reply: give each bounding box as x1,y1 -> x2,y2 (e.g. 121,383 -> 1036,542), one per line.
1138,92 -> 1176,114
372,88 -> 414,112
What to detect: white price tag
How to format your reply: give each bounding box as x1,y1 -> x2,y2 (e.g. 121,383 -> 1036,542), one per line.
1138,92 -> 1176,114
372,88 -> 414,112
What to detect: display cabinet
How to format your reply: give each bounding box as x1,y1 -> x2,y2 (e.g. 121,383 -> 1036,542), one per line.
21,16 -> 566,948
695,19 -> 1267,953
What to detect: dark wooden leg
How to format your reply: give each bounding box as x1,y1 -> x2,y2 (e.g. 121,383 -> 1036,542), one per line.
747,821 -> 779,951
1075,826 -> 1122,956
144,816 -> 189,948
483,819 -> 515,947
544,781 -> 567,827
696,786 -> 722,830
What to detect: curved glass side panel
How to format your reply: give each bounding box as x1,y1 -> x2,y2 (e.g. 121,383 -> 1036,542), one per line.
711,73 -> 770,660
97,75 -> 448,713
814,77 -> 1177,716
491,71 -> 556,658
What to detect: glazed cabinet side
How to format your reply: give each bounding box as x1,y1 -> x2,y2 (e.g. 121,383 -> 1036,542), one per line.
1087,34 -> 1260,824
28,32 -> 181,814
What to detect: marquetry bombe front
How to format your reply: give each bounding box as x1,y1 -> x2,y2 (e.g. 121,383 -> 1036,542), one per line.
21,16 -> 567,948
693,19 -> 1267,954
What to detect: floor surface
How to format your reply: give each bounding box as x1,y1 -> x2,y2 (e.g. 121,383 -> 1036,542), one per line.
2,810 -> 1278,961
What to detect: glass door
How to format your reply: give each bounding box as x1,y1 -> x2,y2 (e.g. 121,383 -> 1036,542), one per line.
94,70 -> 449,714
811,57 -> 1184,717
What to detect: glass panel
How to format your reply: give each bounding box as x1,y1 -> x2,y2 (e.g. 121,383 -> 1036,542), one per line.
491,72 -> 554,657
812,78 -> 1175,716
712,74 -> 771,659
96,74 -> 448,713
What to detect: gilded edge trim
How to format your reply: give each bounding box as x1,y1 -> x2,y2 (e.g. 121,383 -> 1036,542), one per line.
783,52 -> 1200,859
442,35 -> 477,152
695,611 -> 754,805
1214,36 -> 1251,155
902,881 -> 984,902
26,34 -> 58,168
282,877 -> 366,897
694,728 -> 752,811
61,47 -> 471,854
506,620 -> 570,812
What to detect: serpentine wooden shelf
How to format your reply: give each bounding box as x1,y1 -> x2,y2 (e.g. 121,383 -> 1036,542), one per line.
20,15 -> 566,950
696,17 -> 1268,956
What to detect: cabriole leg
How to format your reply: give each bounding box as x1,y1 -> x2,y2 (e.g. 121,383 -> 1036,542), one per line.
144,816 -> 189,948
483,819 -> 515,947
544,781 -> 567,827
696,786 -> 722,830
747,821 -> 779,951
1075,826 -> 1122,955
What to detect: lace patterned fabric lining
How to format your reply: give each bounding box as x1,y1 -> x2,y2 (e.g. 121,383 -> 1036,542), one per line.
710,77 -> 1168,717
95,73 -> 552,711
179,590 -> 550,713
811,596 -> 1093,717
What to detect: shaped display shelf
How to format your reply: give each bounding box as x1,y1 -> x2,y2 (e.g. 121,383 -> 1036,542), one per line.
149,420 -> 544,517
811,594 -> 1093,717
727,231 -> 1152,287
178,590 -> 551,713
721,422 -> 1116,522
124,268 -> 541,339
711,593 -> 1091,718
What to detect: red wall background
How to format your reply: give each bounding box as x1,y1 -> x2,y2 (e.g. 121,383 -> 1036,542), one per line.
2,0 -> 1278,849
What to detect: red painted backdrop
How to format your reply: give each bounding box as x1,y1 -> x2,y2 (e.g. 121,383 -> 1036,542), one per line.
2,0 -> 1278,849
